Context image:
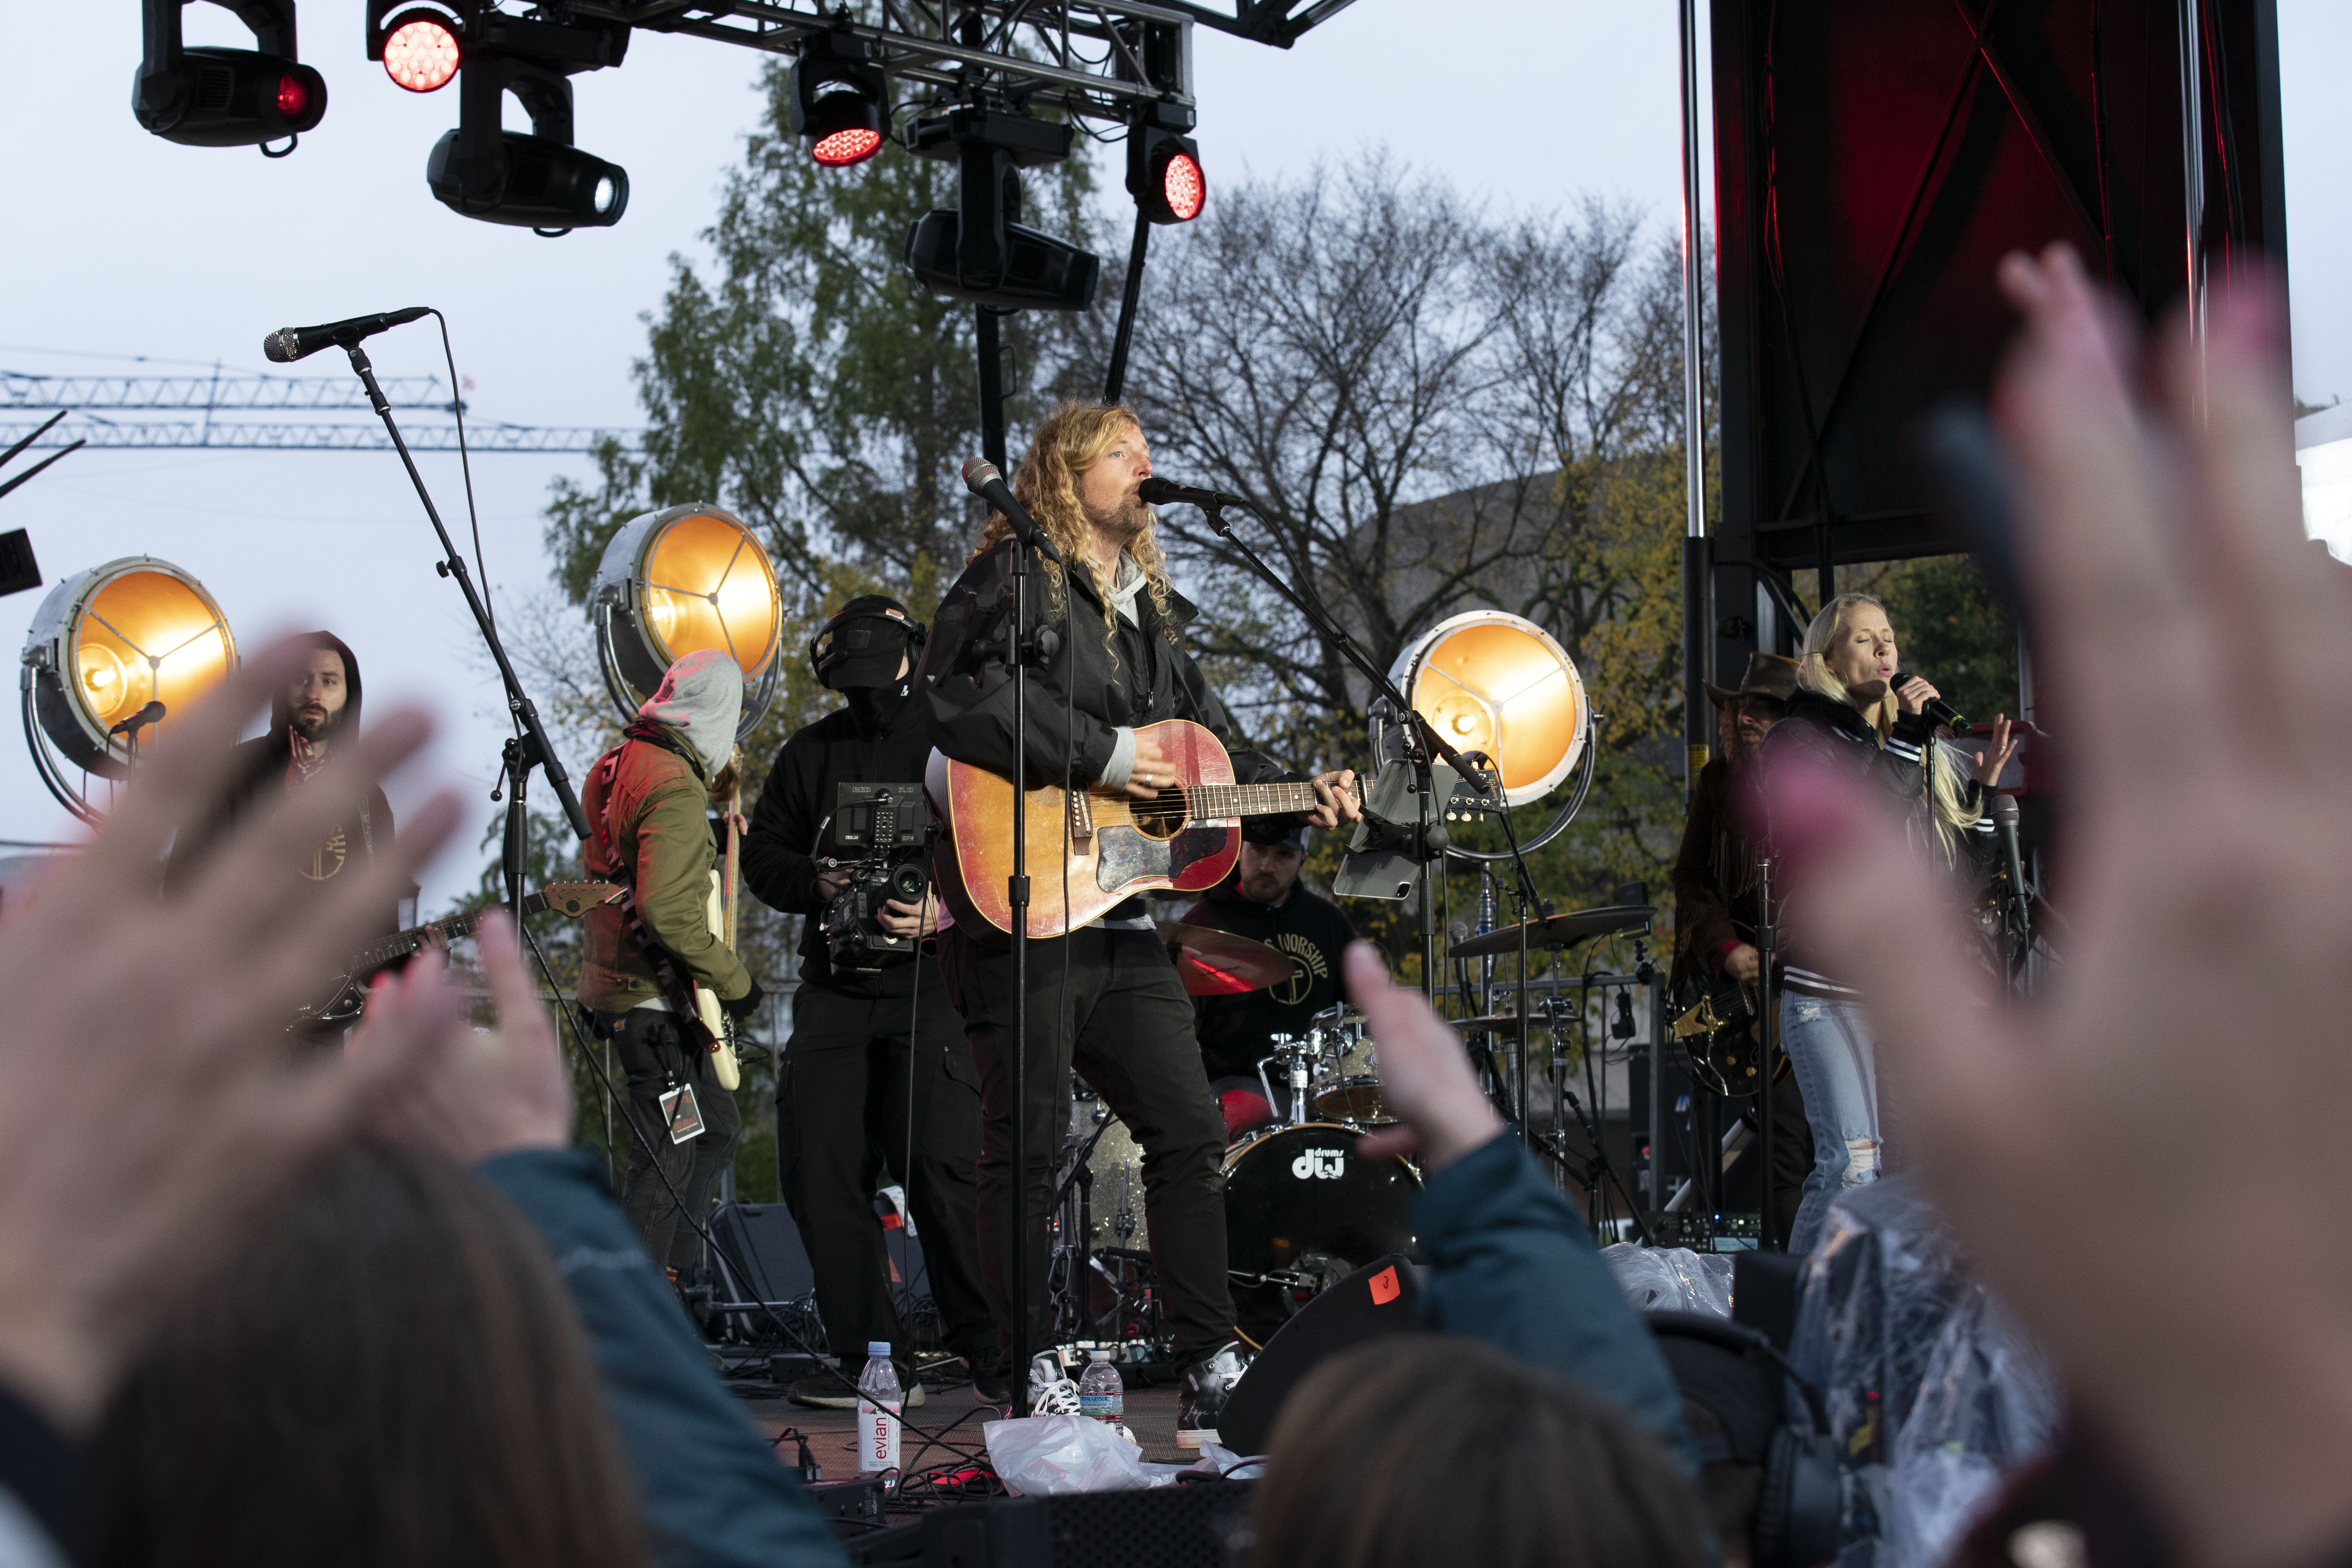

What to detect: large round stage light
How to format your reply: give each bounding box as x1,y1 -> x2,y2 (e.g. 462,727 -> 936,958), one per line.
790,36 -> 888,169
1389,610 -> 1586,806
382,10 -> 461,93
20,557 -> 236,820
590,503 -> 783,739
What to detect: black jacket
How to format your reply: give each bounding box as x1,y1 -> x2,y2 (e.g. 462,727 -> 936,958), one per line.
914,538 -> 1293,808
1753,689 -> 1986,994
741,690 -> 938,995
165,630 -> 397,943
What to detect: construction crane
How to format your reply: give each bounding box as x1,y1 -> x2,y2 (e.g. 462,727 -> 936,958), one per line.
0,369 -> 642,454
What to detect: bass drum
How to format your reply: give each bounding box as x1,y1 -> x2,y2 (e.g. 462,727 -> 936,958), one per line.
1223,1124 -> 1419,1349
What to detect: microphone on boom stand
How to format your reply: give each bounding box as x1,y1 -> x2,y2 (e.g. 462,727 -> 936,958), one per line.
959,459 -> 1063,563
1137,475 -> 1252,512
261,307 -> 431,364
107,700 -> 165,739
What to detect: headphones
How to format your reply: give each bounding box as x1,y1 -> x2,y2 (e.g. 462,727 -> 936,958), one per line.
806,600 -> 925,683
1647,1312 -> 1843,1568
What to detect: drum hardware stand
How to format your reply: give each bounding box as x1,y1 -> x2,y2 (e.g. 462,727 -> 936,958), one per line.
1503,995 -> 1652,1245
1754,845 -> 1784,1251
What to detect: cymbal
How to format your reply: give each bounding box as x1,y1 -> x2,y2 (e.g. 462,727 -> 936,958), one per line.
1448,904 -> 1653,959
1156,920 -> 1294,997
1452,1013 -> 1549,1037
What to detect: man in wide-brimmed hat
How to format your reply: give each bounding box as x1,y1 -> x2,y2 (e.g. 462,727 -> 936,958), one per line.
1672,650 -> 1810,1232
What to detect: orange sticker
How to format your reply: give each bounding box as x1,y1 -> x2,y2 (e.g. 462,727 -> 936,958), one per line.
1368,1266 -> 1400,1306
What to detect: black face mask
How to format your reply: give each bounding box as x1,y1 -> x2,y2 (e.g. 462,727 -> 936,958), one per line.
844,681 -> 912,732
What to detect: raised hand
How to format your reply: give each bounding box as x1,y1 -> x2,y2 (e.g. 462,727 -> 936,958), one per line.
1760,245 -> 2352,1568
1343,943 -> 1504,1171
0,637 -> 462,1432
351,911 -> 573,1165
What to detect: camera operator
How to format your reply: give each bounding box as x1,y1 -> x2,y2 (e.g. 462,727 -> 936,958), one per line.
741,596 -> 999,1409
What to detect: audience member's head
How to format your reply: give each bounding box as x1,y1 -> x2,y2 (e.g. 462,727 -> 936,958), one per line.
89,1141 -> 641,1568
1247,1335 -> 1708,1568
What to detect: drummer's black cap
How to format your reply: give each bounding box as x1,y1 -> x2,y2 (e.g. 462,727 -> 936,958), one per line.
809,596 -> 924,691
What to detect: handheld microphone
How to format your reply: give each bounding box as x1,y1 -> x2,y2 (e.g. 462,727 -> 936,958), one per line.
1892,671 -> 1967,733
959,459 -> 1062,562
1992,792 -> 2030,912
1137,475 -> 1250,512
262,307 -> 431,365
108,699 -> 166,738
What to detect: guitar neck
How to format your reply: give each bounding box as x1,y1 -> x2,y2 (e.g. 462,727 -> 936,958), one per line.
353,892 -> 548,974
1177,780 -> 1324,820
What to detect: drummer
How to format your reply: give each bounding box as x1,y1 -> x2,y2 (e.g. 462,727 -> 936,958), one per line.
1181,825 -> 1361,1137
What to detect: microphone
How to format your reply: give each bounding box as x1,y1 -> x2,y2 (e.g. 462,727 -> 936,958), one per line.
1992,792 -> 2030,914
1137,475 -> 1250,511
1892,671 -> 1967,733
959,459 -> 1062,562
262,307 -> 431,365
109,699 -> 166,738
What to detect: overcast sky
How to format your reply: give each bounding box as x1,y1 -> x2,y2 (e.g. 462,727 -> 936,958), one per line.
3,2 -> 2346,911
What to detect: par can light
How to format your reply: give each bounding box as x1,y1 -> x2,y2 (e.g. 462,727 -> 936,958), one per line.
382,9 -> 461,92
791,34 -> 888,168
1389,611 -> 1586,806
21,557 -> 236,818
590,504 -> 783,737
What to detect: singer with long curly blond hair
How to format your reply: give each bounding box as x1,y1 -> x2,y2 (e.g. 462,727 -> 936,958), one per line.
918,401 -> 1361,1445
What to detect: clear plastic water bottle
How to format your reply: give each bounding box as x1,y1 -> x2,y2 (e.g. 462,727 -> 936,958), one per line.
1077,1347 -> 1124,1423
857,1341 -> 902,1480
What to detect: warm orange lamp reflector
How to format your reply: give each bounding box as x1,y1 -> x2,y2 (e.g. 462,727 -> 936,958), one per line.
23,556 -> 237,792
1389,611 -> 1586,806
591,503 -> 783,736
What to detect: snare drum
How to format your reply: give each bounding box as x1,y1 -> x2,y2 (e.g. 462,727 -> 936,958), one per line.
1222,1122 -> 1419,1347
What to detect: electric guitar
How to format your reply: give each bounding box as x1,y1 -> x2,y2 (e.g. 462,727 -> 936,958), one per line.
927,719 -> 1332,939
297,880 -> 619,1024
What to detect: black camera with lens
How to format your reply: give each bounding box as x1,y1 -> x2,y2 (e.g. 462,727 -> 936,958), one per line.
821,782 -> 933,970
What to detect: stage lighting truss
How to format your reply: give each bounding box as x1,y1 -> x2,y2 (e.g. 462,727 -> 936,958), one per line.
20,557 -> 237,823
590,504 -> 783,740
134,0 -> 327,153
1387,610 -> 1595,859
558,2 -> 1206,135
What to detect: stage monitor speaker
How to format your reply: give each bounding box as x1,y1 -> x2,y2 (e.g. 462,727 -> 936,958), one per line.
710,1200 -> 817,1303
846,1479 -> 1254,1568
1215,1254 -> 1420,1457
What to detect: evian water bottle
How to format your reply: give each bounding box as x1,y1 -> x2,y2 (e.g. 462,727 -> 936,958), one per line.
857,1341 -> 902,1481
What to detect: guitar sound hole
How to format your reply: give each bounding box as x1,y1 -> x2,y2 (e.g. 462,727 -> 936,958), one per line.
1130,792 -> 1186,843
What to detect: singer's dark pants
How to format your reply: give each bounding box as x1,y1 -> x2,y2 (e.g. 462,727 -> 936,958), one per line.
777,972 -> 996,1368
607,1006 -> 741,1272
939,924 -> 1233,1367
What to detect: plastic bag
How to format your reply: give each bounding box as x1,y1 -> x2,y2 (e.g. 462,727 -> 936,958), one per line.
1602,1242 -> 1736,1316
983,1414 -> 1182,1496
1791,1174 -> 2062,1568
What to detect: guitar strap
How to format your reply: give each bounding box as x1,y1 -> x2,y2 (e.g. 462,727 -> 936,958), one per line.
590,726 -> 717,1054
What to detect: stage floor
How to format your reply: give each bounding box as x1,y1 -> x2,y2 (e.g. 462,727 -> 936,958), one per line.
736,1371 -> 1195,1475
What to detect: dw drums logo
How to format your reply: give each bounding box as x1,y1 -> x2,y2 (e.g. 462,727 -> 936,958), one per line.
1291,1148 -> 1346,1180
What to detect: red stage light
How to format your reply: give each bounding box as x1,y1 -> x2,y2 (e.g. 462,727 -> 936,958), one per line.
812,126 -> 884,167
383,14 -> 461,93
1160,151 -> 1206,222
276,73 -> 311,118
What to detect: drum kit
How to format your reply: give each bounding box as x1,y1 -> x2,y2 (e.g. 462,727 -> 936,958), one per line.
1051,901 -> 1654,1351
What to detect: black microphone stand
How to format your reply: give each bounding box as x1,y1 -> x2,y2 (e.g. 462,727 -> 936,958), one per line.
342,339 -> 591,914
1190,501 -> 1494,999
1753,844 -> 1782,1251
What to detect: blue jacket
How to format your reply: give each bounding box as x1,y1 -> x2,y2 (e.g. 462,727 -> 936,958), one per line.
478,1148 -> 849,1568
1414,1132 -> 1701,1472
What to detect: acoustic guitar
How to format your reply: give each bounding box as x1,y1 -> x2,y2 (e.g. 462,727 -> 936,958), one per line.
927,718 -> 1328,938
298,880 -> 619,1024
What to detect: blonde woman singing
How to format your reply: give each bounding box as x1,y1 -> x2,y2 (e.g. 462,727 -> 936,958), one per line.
1754,593 -> 2018,1254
